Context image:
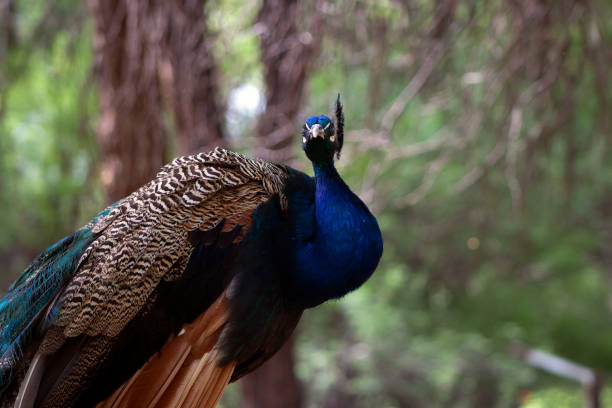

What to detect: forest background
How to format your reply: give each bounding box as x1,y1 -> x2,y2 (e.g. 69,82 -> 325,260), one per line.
0,0 -> 611,407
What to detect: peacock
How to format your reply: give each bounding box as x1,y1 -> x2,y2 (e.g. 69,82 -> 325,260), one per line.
0,96 -> 383,408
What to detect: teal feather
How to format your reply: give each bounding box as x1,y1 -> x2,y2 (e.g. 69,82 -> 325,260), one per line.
0,204 -> 115,387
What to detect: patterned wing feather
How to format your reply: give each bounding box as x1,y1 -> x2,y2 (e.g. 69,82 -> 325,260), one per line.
52,147 -> 288,341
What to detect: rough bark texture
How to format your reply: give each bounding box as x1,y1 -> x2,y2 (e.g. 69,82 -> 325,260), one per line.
255,0 -> 324,163
90,0 -> 166,202
159,0 -> 225,154
90,0 -> 224,203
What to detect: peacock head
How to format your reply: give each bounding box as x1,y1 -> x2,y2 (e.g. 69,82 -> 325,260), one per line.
302,95 -> 344,164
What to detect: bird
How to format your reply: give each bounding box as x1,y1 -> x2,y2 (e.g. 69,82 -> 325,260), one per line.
0,96 -> 383,408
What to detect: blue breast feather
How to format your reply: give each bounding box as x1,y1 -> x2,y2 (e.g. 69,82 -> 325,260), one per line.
288,164 -> 383,308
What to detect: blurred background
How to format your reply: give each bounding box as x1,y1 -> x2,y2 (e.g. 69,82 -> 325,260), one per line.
0,0 -> 611,407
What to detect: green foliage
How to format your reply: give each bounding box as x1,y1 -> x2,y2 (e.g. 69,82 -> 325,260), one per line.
523,386 -> 612,408
0,1 -> 101,287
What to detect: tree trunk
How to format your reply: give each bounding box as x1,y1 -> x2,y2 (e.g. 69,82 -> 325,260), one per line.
158,0 -> 225,154
90,0 -> 224,202
241,336 -> 302,408
89,0 -> 166,202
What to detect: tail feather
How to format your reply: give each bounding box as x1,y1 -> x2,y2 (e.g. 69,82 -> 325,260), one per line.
0,227 -> 98,388
13,351 -> 48,408
97,294 -> 235,408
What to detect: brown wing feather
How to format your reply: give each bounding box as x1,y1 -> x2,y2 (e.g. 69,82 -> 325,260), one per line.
18,148 -> 288,407
41,147 -> 287,344
97,294 -> 236,408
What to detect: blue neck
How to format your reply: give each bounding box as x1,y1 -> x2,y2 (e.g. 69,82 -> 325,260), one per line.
292,161 -> 383,308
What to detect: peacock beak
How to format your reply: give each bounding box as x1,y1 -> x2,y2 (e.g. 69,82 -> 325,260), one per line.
309,124 -> 324,139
